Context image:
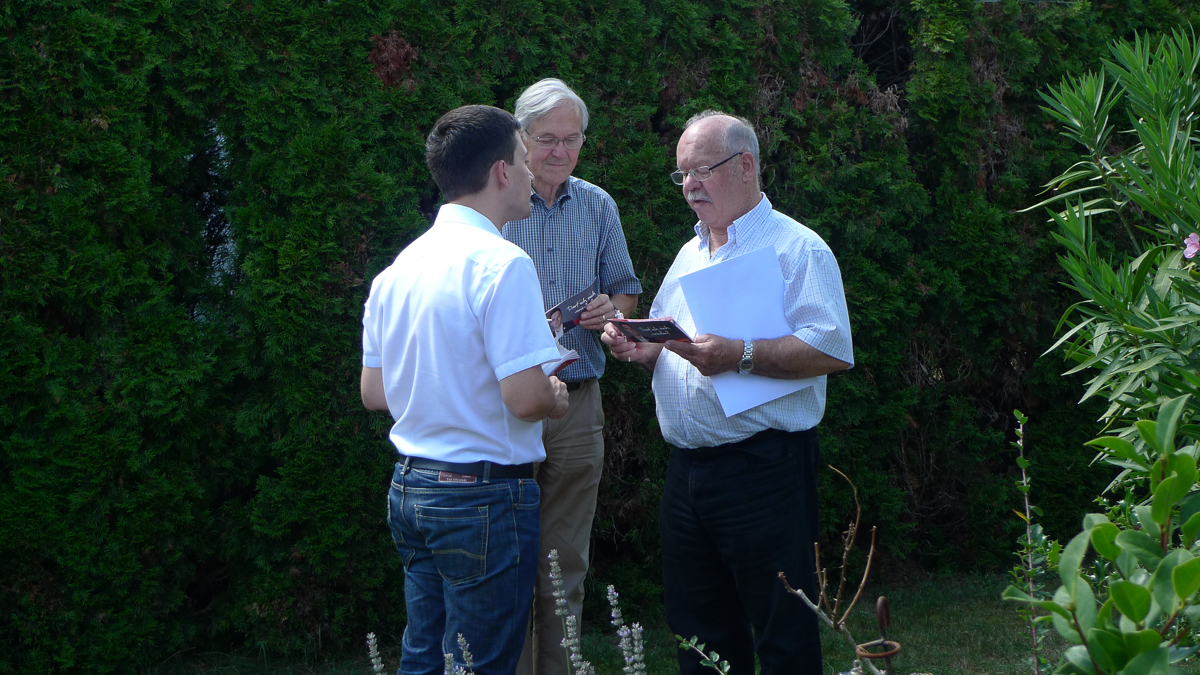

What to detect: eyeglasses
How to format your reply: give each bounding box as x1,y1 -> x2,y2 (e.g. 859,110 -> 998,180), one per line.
670,152 -> 744,185
529,134 -> 586,150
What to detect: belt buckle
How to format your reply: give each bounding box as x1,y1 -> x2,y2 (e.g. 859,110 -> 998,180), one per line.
437,471 -> 479,484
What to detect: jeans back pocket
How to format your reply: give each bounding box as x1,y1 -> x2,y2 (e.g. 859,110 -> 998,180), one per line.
415,504 -> 489,585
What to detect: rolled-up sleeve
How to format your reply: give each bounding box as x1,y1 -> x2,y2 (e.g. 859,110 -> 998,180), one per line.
785,247 -> 854,366
480,257 -> 561,381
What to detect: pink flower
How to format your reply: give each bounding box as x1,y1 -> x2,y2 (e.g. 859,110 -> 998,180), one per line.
1187,233 -> 1200,259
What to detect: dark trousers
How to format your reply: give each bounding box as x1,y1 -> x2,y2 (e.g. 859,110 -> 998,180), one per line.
660,428 -> 822,675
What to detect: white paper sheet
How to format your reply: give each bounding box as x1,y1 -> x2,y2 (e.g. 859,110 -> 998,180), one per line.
678,245 -> 817,416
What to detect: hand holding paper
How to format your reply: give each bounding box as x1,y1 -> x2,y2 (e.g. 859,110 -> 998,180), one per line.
677,246 -> 818,417
663,334 -> 742,376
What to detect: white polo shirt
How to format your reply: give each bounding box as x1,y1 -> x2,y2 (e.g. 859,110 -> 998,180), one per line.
362,204 -> 560,465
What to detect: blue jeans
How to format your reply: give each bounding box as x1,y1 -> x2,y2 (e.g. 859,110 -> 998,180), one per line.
388,463 -> 540,675
660,428 -> 822,675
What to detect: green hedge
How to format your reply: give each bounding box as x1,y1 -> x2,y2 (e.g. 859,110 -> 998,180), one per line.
2,0 -> 1197,671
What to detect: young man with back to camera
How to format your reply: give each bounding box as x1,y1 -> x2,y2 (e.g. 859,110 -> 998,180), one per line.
361,104 -> 569,675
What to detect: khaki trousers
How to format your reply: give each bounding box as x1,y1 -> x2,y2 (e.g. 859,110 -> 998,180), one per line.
516,379 -> 605,675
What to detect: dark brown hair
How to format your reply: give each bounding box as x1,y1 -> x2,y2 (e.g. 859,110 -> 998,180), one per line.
425,105 -> 520,201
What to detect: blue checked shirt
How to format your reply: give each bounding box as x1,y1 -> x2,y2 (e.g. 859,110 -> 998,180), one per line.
649,194 -> 854,448
502,176 -> 642,382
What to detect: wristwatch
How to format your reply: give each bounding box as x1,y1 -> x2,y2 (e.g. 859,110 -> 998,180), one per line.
737,340 -> 754,375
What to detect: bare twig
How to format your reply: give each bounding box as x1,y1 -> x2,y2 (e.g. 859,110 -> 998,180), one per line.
830,466 -> 861,622
782,466 -> 887,674
839,527 -> 877,626
780,575 -> 885,675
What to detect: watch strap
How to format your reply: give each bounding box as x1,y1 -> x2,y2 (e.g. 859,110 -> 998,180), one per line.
738,339 -> 754,374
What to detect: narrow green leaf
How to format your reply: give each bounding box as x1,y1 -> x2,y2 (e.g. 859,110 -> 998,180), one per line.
1087,436 -> 1150,470
1001,585 -> 1073,619
1157,395 -> 1191,456
1137,420 -> 1163,455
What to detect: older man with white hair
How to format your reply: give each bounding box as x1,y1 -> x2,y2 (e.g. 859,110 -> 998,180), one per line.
502,78 -> 642,675
603,110 -> 854,675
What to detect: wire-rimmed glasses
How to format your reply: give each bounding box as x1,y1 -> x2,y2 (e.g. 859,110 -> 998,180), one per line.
670,152 -> 744,185
529,134 -> 586,150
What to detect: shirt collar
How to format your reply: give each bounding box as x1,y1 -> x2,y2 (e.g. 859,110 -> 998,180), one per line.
530,176 -> 574,210
693,193 -> 771,254
437,203 -> 502,236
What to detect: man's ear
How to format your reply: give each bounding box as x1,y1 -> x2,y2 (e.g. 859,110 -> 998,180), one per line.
740,153 -> 756,183
493,159 -> 511,190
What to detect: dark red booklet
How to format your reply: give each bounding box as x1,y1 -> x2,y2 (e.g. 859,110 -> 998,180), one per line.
609,317 -> 692,343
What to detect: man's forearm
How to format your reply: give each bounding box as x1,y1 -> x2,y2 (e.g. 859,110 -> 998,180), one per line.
612,293 -> 638,319
749,335 -> 850,379
664,334 -> 850,379
361,367 -> 388,410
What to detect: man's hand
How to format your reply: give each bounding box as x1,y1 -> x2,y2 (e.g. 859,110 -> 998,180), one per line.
577,294 -> 617,330
663,334 -> 742,377
547,376 -> 570,419
601,322 -> 663,372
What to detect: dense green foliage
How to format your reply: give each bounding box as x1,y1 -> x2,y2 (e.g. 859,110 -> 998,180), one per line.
1004,29 -> 1200,675
2,0 -> 1198,671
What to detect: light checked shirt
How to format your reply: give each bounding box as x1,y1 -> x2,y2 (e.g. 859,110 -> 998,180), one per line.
362,204 -> 560,465
650,194 -> 854,448
503,176 -> 642,382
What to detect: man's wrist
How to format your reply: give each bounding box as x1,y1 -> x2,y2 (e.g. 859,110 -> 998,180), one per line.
737,339 -> 755,375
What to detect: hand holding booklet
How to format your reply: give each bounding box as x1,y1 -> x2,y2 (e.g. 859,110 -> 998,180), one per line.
546,278 -> 599,336
608,317 -> 692,343
543,339 -> 579,376
542,280 -> 596,376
